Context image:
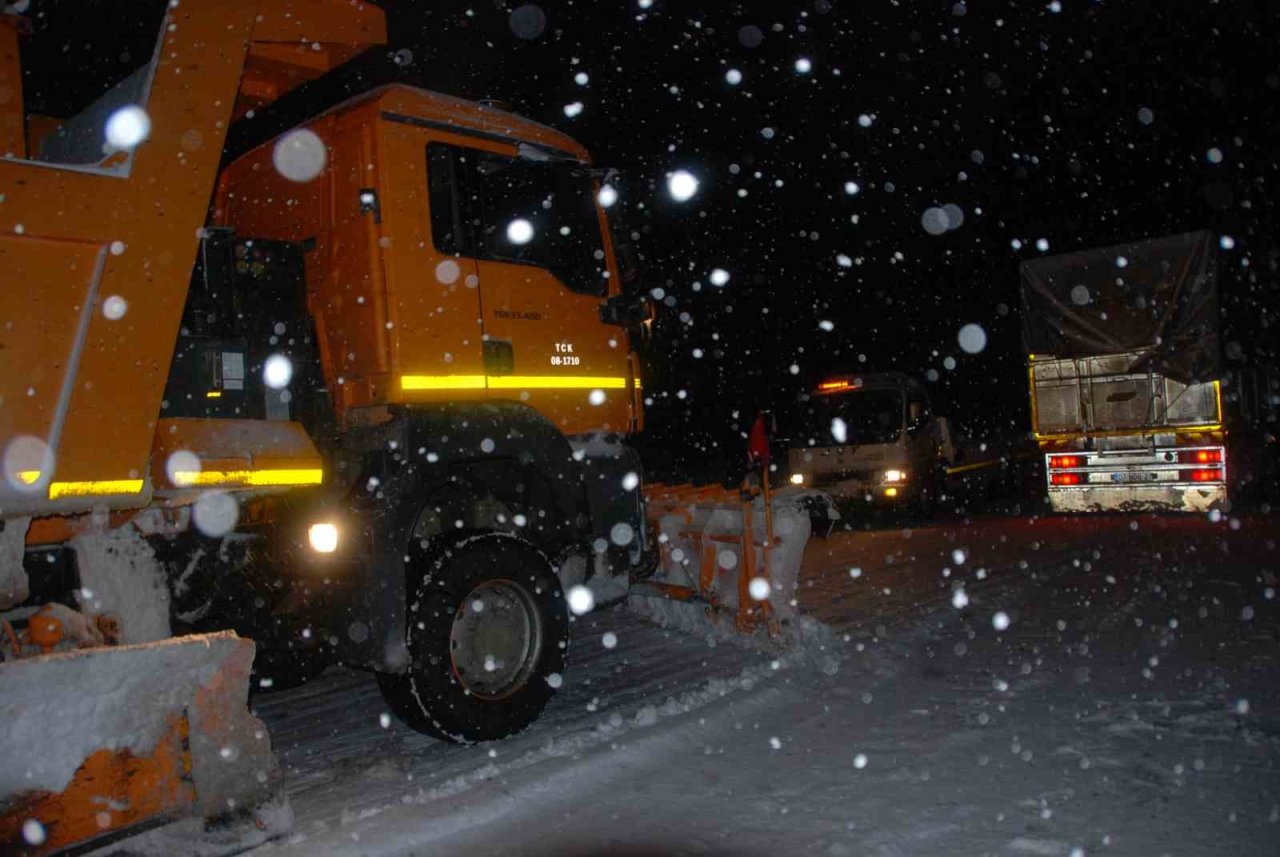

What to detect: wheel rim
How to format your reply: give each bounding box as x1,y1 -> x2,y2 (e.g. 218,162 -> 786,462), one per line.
448,578 -> 543,700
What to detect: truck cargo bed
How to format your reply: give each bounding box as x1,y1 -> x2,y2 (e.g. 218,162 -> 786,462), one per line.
1030,351 -> 1220,437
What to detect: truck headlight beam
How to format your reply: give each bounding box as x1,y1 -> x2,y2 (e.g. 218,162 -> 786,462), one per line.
308,522 -> 339,554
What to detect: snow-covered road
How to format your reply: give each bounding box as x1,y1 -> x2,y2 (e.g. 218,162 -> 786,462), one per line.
251,513 -> 1280,856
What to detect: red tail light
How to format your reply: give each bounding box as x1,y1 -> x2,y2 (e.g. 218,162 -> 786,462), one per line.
1187,468 -> 1224,483
1177,448 -> 1222,465
1048,455 -> 1083,470
1050,472 -> 1082,486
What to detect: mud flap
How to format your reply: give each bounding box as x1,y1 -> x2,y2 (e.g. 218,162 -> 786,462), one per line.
0,632 -> 285,855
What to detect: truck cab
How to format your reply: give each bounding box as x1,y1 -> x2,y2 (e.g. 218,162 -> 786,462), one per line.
211,85 -> 643,436
786,373 -> 953,511
151,84 -> 653,741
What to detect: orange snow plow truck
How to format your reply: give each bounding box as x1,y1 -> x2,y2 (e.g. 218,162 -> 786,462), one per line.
0,1 -> 651,852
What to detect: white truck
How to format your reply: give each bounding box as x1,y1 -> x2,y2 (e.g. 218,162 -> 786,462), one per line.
786,373 -> 954,513
1020,231 -> 1227,513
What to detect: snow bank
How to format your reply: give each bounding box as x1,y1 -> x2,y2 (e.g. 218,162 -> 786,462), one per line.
71,525 -> 171,644
0,516 -> 29,610
627,594 -> 842,676
403,659 -> 787,811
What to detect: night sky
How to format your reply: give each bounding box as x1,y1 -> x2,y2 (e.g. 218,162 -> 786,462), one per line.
21,0 -> 1280,469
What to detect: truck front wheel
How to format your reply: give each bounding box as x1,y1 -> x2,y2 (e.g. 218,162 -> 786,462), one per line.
377,531 -> 569,743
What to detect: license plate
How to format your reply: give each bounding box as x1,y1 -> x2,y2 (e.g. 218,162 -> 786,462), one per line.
1110,471 -> 1156,483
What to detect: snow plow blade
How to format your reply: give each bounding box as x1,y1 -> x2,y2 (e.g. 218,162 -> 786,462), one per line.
0,632 -> 282,855
632,482 -> 838,640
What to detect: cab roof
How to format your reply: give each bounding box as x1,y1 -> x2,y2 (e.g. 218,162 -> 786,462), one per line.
284,83 -> 594,164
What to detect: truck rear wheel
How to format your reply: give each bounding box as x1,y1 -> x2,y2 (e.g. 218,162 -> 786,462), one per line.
377,531 -> 568,743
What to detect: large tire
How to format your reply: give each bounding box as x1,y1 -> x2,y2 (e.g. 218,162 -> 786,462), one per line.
911,466 -> 941,521
376,531 -> 569,743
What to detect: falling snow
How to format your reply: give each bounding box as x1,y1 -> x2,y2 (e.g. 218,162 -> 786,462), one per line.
667,170 -> 699,202
272,128 -> 327,182
4,4 -> 1277,856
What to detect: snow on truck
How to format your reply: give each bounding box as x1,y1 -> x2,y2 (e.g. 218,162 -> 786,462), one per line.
0,1 -> 653,851
1020,231 -> 1227,513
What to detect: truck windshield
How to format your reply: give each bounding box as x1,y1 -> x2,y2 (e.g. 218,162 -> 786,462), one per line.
474,151 -> 609,296
801,390 -> 904,445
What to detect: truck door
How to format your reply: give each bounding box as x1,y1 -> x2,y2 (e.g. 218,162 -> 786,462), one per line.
373,126 -> 487,403
425,141 -> 631,435
905,391 -> 938,473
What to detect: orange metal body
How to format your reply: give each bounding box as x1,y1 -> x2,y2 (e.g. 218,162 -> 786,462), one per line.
149,418 -> 324,498
0,1 -> 384,521
25,609 -> 62,653
214,85 -> 642,436
0,634 -> 275,855
0,3 -> 382,852
234,2 -> 386,122
2,0 -> 641,539
0,16 -> 24,157
643,482 -> 779,635
0,715 -> 194,856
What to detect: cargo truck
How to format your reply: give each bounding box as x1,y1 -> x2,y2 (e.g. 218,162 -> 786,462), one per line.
786,373 -> 954,513
1020,231 -> 1226,513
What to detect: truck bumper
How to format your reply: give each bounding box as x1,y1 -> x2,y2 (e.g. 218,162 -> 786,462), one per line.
1048,483 -> 1225,513
813,478 -> 918,507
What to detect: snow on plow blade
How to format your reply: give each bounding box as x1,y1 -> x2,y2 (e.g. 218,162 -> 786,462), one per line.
633,483 -> 837,640
0,632 -> 282,855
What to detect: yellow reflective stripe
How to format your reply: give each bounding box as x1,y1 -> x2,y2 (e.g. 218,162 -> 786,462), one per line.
401,375 -> 487,391
946,459 -> 1002,476
16,470 -> 41,485
49,479 -> 145,499
206,391 -> 223,399
171,468 -> 323,488
488,375 -> 627,390
400,374 -> 629,391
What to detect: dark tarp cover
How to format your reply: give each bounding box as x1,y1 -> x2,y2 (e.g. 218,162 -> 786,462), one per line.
1019,231 -> 1219,384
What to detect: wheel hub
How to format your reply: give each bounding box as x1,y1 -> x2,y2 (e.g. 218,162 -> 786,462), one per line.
448,578 -> 542,700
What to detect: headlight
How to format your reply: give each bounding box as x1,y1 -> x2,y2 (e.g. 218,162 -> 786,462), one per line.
883,469 -> 905,483
790,473 -> 806,485
308,522 -> 339,553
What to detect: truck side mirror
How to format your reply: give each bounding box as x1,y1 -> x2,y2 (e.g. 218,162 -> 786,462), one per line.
932,417 -> 957,463
599,292 -> 649,327
906,403 -> 927,434
616,242 -> 641,290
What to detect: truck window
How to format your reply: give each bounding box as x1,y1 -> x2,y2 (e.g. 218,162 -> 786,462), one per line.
427,143 -> 471,257
907,394 -> 929,423
426,141 -> 608,296
799,390 -> 905,446
19,0 -> 170,174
